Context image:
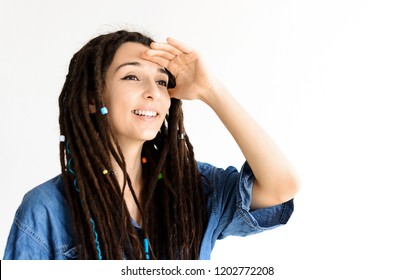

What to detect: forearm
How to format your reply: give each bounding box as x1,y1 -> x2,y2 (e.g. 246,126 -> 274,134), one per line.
201,82 -> 300,208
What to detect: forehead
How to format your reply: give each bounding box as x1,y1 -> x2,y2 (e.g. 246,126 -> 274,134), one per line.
113,42 -> 148,61
109,42 -> 164,72
106,42 -> 168,79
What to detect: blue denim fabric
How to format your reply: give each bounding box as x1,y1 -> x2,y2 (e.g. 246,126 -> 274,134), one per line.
3,161 -> 294,260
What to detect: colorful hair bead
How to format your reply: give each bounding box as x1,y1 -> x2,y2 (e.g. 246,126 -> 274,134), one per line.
100,107 -> 108,115
141,157 -> 147,164
102,169 -> 109,175
59,135 -> 66,142
158,172 -> 163,180
144,238 -> 150,260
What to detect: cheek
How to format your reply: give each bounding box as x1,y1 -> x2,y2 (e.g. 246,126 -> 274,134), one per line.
165,99 -> 171,113
163,93 -> 171,112
104,95 -> 130,128
105,86 -> 129,111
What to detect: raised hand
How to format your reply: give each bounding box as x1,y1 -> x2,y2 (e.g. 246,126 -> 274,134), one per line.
141,38 -> 219,101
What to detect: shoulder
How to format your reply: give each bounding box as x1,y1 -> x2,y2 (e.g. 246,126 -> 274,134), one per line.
197,161 -> 238,174
15,174 -> 71,235
15,174 -> 72,238
4,175 -> 75,259
18,175 -> 67,215
197,161 -> 240,184
197,161 -> 251,196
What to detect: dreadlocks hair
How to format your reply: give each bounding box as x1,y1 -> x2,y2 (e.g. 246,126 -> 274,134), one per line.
58,30 -> 207,259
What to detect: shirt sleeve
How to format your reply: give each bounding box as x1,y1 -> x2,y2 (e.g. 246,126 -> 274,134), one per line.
200,161 -> 294,240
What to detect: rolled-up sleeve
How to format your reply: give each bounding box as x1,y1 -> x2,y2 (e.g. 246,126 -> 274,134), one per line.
234,161 -> 294,233
199,161 -> 294,240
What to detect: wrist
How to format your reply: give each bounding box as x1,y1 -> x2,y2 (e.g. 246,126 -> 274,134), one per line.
198,79 -> 229,108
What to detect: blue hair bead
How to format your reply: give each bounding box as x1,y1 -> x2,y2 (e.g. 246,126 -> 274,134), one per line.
144,238 -> 150,260
100,107 -> 108,115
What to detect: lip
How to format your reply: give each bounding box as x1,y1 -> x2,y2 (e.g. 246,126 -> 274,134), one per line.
133,106 -> 159,112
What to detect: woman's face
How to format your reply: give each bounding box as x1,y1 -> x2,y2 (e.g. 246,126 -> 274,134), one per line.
103,42 -> 171,146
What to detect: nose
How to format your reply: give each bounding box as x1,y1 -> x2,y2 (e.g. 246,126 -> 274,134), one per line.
142,80 -> 161,100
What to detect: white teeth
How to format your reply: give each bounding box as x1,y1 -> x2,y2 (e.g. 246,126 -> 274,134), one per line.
132,110 -> 157,117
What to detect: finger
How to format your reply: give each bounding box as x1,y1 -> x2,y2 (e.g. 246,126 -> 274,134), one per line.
150,42 -> 183,56
145,49 -> 177,61
140,52 -> 170,68
166,37 -> 194,54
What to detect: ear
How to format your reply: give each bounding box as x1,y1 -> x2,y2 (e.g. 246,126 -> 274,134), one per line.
88,100 -> 97,113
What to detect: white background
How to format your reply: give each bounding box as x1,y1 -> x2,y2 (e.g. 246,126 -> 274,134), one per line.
1,0 -> 393,279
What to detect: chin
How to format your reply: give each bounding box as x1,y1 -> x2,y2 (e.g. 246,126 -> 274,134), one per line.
140,132 -> 160,142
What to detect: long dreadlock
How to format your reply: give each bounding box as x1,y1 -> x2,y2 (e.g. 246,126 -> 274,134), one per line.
58,30 -> 207,259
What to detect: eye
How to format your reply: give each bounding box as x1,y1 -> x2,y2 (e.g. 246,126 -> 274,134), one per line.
156,80 -> 168,87
121,75 -> 139,81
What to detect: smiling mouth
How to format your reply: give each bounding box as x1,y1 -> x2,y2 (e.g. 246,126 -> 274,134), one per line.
131,110 -> 158,118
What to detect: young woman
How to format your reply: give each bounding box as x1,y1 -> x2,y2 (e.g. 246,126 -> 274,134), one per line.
3,30 -> 299,260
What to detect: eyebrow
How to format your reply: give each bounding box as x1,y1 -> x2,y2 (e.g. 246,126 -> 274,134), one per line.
115,61 -> 168,75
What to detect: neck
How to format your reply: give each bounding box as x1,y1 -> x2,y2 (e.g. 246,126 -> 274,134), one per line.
112,139 -> 144,192
112,139 -> 145,225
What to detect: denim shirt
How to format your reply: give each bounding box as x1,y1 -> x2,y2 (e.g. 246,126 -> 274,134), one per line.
3,161 -> 294,260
